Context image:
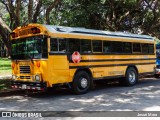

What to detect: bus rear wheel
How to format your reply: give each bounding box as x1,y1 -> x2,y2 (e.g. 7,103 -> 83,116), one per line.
72,71 -> 91,95
124,67 -> 138,86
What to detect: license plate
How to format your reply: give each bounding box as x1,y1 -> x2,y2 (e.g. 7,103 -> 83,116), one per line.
22,84 -> 27,89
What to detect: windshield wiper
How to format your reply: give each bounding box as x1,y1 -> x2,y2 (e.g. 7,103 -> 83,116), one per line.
29,53 -> 34,64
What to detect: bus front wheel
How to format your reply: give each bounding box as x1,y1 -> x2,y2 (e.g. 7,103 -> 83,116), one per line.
72,71 -> 91,95
124,67 -> 138,86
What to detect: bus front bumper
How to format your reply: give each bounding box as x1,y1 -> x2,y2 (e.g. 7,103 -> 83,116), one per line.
11,80 -> 47,91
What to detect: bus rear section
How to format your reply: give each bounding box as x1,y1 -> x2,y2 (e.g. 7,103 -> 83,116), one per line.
155,45 -> 160,77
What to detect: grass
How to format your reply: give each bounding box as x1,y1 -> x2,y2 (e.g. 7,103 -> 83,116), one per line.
0,58 -> 12,91
0,57 -> 12,76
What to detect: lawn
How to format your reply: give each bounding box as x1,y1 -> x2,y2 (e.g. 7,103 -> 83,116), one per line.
0,58 -> 12,76
0,58 -> 12,90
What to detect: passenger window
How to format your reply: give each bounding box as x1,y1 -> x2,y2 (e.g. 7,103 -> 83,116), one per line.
103,41 -> 112,53
133,43 -> 141,52
142,44 -> 148,53
112,41 -> 123,53
59,39 -> 66,52
50,38 -> 66,52
68,39 -> 80,53
149,44 -> 154,53
50,38 -> 58,51
123,42 -> 132,53
81,40 -> 91,53
92,40 -> 102,52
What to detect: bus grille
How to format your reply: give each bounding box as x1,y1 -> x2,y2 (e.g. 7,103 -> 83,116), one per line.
20,76 -> 31,79
20,66 -> 31,74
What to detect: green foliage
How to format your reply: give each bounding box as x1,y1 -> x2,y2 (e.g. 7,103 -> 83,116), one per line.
0,58 -> 11,90
49,0 -> 103,28
0,58 -> 11,76
1,0 -> 160,41
0,79 -> 11,90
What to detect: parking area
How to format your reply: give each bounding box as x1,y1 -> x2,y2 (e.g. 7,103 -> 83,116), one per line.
0,77 -> 160,112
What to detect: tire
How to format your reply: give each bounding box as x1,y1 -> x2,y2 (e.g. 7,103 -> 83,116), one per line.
124,67 -> 138,86
72,71 -> 91,95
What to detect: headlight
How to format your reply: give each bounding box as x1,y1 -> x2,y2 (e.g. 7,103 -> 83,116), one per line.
35,75 -> 40,81
12,75 -> 16,80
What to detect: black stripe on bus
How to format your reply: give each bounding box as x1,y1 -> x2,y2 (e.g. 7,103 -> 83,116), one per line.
75,58 -> 156,62
49,53 -> 68,55
80,53 -> 155,55
49,52 -> 155,56
69,62 -> 155,69
71,31 -> 153,40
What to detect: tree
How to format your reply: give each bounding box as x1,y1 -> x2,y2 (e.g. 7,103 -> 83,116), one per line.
0,0 -> 62,56
0,17 -> 11,56
46,0 -> 62,24
0,0 -> 160,56
48,0 -> 160,37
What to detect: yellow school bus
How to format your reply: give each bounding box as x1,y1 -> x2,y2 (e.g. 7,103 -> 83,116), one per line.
10,23 -> 156,94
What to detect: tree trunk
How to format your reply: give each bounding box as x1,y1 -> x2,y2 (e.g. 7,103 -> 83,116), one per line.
28,0 -> 33,23
32,0 -> 42,23
16,0 -> 21,26
0,17 -> 12,56
46,0 -> 62,24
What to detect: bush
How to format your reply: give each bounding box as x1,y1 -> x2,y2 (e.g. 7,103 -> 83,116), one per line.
0,79 -> 11,91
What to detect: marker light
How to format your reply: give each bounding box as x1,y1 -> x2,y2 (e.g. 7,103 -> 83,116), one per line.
10,32 -> 18,38
31,27 -> 41,34
12,63 -> 15,69
36,62 -> 40,67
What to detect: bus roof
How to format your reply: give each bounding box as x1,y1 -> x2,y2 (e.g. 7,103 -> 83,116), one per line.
43,24 -> 154,41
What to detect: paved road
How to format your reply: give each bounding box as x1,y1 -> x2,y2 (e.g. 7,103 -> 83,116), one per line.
0,77 -> 160,119
0,77 -> 160,112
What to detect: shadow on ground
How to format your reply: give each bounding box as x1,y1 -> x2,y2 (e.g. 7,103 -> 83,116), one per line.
0,78 -> 160,111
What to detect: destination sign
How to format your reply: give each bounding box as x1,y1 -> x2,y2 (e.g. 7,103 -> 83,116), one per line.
19,29 -> 32,36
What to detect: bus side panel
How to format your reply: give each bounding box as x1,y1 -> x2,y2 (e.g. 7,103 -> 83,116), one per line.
69,69 -> 77,82
68,54 -> 155,80
136,55 -> 155,74
48,55 -> 70,86
137,64 -> 155,74
92,66 -> 126,78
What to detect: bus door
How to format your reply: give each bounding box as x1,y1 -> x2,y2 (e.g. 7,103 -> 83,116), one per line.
48,38 -> 69,84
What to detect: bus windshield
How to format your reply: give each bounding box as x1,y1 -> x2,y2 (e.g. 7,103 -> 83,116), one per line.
11,36 -> 48,60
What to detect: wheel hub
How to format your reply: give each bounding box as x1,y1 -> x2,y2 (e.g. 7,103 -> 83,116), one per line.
129,71 -> 136,83
80,78 -> 88,88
